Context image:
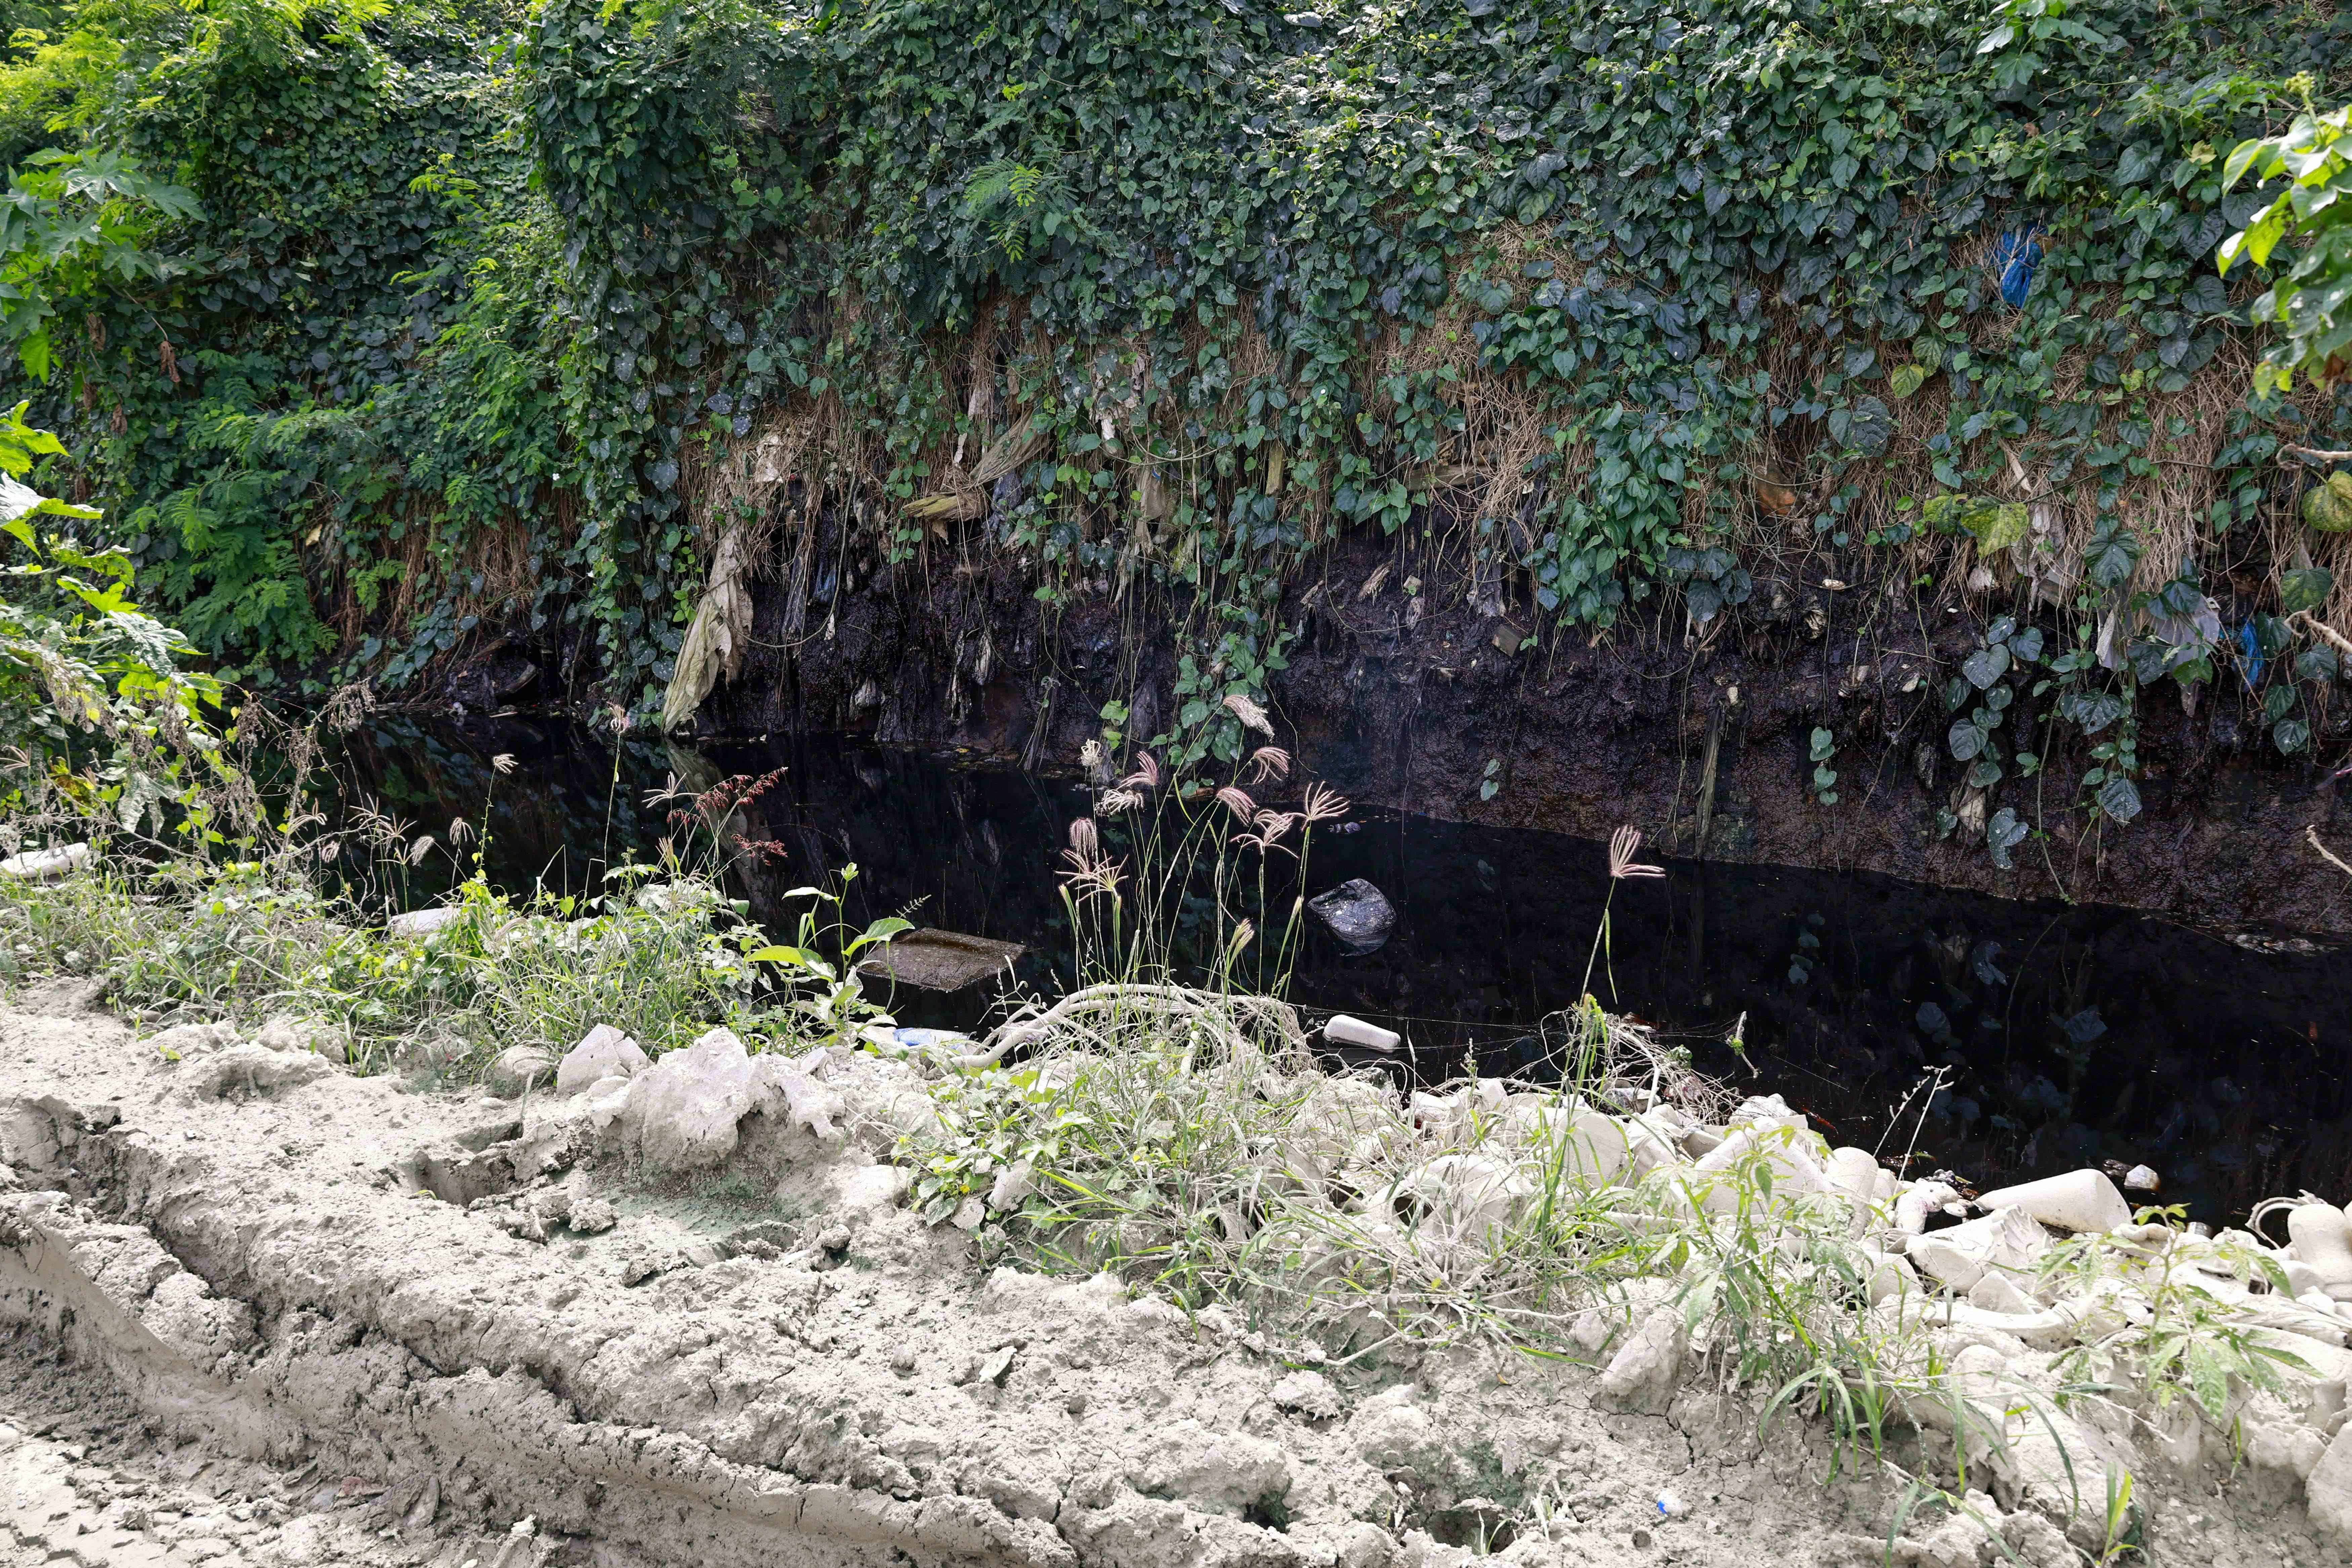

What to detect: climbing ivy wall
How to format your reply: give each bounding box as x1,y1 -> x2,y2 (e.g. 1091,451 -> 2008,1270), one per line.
14,0 -> 2352,799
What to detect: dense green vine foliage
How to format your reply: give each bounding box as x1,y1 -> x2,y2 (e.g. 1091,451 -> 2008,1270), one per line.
4,0 -> 559,686
10,0 -> 2352,804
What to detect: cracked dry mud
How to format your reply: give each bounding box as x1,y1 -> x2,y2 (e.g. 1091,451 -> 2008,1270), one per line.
0,984 -> 2335,1568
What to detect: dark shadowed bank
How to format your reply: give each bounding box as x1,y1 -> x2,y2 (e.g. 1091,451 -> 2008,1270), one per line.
596,523 -> 2352,939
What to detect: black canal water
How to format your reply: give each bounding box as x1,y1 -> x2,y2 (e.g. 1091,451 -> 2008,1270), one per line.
327,715 -> 2352,1224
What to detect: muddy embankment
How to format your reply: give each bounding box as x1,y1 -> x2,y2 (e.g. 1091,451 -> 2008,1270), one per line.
5,981 -> 2351,1568
573,521 -> 2352,940
0,988 -> 1962,1568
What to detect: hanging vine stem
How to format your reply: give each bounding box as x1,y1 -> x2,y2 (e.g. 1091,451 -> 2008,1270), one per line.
2308,824 -> 2352,883
2290,610 -> 2352,663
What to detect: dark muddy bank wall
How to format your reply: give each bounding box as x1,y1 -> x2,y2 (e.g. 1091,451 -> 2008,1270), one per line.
661,526 -> 2352,940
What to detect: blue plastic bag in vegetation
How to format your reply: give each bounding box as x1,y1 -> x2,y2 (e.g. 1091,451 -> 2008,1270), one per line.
2238,620 -> 2264,688
1993,228 -> 2044,307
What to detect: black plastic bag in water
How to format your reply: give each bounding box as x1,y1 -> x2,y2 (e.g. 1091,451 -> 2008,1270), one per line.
1308,878 -> 1398,955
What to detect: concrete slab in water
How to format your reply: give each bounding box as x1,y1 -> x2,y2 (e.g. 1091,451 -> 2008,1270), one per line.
857,928 -> 1023,991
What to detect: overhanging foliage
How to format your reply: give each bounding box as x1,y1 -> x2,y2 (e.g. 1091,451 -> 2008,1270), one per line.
6,0 -> 2352,800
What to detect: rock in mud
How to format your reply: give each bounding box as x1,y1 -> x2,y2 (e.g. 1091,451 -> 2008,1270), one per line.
486,1045 -> 557,1096
139,1270 -> 257,1367
1307,878 -> 1397,955
555,1024 -> 648,1095
1128,1419 -> 1291,1514
1348,1389 -> 1438,1468
1996,1510 -> 2076,1568
145,1020 -> 238,1058
1268,1370 -> 1341,1421
830,1162 -> 912,1216
176,1042 -> 335,1100
1597,1304 -> 1689,1413
621,1026 -> 761,1170
1891,1491 -> 1999,1568
2245,1415 -> 2327,1481
249,1014 -> 348,1061
566,1195 -> 617,1234
2310,1422 -> 2352,1545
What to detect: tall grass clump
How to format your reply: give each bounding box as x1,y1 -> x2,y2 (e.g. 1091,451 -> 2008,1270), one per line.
0,692 -> 895,1076
1053,697 -> 1349,1001
894,737 -> 1940,1451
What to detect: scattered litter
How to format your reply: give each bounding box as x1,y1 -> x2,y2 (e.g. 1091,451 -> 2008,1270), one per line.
1307,878 -> 1397,955
1993,226 -> 2044,307
856,929 -> 1024,991
385,905 -> 466,940
1322,1013 -> 1400,1052
0,843 -> 89,880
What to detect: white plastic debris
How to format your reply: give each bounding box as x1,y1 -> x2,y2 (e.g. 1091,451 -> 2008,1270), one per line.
1727,1093 -> 1806,1135
1561,1110 -> 1634,1184
1971,1168 -> 2131,1234
1379,1153 -> 1532,1244
1689,1123 -> 1831,1213
1322,1014 -> 1401,1052
2290,1202 -> 2352,1302
1860,1248 -> 1917,1305
1654,1489 -> 1688,1518
1966,1271 -> 2037,1315
386,904 -> 467,940
0,842 -> 88,880
988,1156 -> 1036,1212
1895,1179 -> 1963,1235
1910,1204 -> 2048,1295
2123,1163 -> 2160,1192
1824,1146 -> 1883,1204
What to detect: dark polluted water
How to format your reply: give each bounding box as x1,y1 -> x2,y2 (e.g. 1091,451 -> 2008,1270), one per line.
328,715 -> 2352,1225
